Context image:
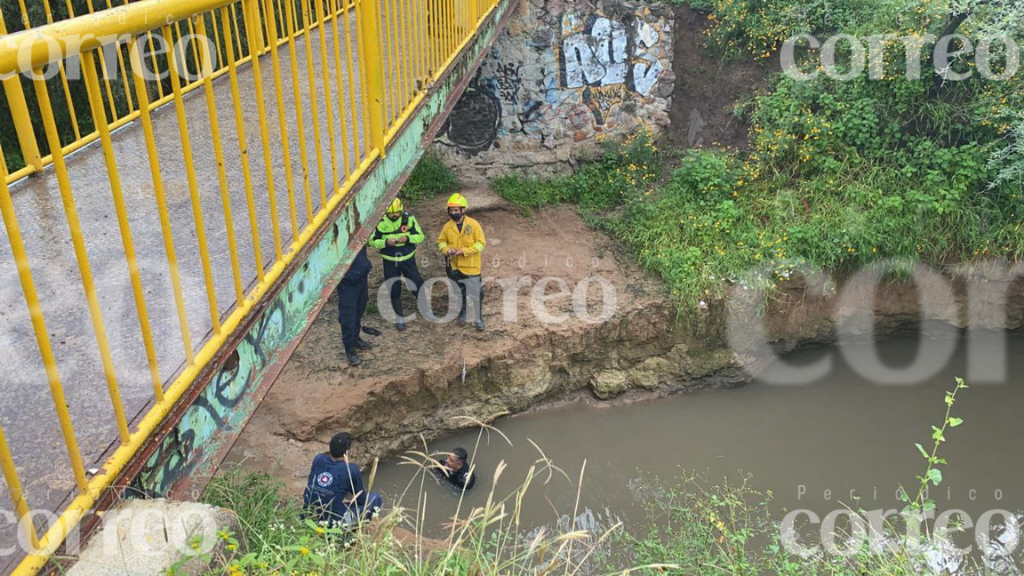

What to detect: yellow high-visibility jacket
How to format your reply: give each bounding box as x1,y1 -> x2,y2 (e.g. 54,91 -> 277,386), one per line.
437,215 -> 486,276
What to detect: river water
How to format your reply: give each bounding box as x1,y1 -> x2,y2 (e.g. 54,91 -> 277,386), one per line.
371,333 -> 1024,568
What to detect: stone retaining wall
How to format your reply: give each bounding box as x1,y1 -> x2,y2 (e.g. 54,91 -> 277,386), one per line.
434,0 -> 675,181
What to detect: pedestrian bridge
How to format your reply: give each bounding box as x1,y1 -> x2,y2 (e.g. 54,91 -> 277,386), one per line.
0,0 -> 517,570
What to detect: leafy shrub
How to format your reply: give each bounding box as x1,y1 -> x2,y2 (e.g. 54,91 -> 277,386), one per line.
493,132 -> 662,214
402,152 -> 459,202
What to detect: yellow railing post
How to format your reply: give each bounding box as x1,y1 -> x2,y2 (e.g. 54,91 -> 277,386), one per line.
357,0 -> 387,155
0,13 -> 43,173
0,422 -> 40,551
0,148 -> 88,494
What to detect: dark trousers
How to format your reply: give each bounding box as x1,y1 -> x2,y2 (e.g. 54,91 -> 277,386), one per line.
351,492 -> 384,521
447,269 -> 483,322
307,491 -> 384,527
383,258 -> 424,320
337,277 -> 368,350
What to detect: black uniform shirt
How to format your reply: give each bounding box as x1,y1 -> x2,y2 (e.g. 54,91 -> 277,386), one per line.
434,459 -> 476,491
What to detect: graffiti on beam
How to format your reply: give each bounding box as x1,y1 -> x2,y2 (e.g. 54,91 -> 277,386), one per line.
560,13 -> 664,96
135,250 -> 335,498
135,298 -> 290,497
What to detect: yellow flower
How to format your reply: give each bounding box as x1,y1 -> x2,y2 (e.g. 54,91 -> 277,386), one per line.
300,547 -> 310,556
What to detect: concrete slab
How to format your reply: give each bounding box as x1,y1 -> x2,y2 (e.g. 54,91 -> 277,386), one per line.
65,499 -> 241,576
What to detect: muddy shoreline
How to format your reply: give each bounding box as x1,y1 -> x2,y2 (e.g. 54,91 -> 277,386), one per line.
222,191 -> 1024,496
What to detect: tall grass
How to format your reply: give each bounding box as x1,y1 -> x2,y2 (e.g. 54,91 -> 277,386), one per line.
192,422 -> 674,575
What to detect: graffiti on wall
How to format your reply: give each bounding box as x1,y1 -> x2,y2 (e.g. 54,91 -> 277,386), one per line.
438,6 -> 670,161
435,72 -> 503,156
493,61 -> 524,104
560,13 -> 664,96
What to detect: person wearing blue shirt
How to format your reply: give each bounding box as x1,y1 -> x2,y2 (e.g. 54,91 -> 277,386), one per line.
432,447 -> 476,491
303,432 -> 383,526
337,246 -> 376,366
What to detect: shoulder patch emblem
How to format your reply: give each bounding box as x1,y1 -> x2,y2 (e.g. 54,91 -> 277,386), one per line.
316,472 -> 334,488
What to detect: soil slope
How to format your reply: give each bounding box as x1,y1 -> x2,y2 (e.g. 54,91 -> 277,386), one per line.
224,189 -> 685,491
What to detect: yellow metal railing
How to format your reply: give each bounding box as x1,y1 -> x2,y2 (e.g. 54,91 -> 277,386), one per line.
0,0 -> 498,569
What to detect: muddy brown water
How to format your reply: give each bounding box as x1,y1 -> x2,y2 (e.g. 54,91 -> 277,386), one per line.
371,333 -> 1024,563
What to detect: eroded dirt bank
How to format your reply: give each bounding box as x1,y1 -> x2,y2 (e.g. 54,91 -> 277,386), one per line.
224,189 -> 1024,493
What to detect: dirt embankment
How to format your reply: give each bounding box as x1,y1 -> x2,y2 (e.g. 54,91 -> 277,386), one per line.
225,189 -> 685,487
668,4 -> 769,150
224,188 -> 1024,494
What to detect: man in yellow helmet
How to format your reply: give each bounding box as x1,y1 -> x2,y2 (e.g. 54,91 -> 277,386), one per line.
437,193 -> 486,330
369,198 -> 425,331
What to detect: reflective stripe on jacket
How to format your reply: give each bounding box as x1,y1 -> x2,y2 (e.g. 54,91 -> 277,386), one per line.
437,215 -> 486,276
369,212 -> 424,262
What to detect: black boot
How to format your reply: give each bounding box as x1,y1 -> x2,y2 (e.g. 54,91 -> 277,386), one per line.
345,348 -> 362,366
362,326 -> 382,337
354,338 -> 373,350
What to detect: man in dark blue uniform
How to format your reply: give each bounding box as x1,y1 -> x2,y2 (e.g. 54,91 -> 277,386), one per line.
337,245 -> 374,366
432,447 -> 476,491
303,432 -> 383,526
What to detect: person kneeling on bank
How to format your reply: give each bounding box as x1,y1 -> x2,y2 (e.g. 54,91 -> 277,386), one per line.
432,447 -> 476,490
303,432 -> 383,527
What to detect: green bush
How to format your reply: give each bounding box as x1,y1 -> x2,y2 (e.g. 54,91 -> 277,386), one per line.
402,152 -> 459,202
493,132 -> 663,215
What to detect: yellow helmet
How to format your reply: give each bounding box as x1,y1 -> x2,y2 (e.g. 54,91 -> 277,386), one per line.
386,197 -> 403,214
447,193 -> 468,208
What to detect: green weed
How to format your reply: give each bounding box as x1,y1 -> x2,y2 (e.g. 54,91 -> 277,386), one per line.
402,152 -> 459,203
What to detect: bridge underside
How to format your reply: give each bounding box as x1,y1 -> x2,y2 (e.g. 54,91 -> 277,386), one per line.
0,0 -> 517,569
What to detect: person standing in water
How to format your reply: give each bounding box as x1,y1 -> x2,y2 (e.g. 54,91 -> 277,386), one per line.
433,447 -> 476,490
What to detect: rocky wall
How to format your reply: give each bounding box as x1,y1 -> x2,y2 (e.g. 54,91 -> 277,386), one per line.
433,0 -> 675,181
